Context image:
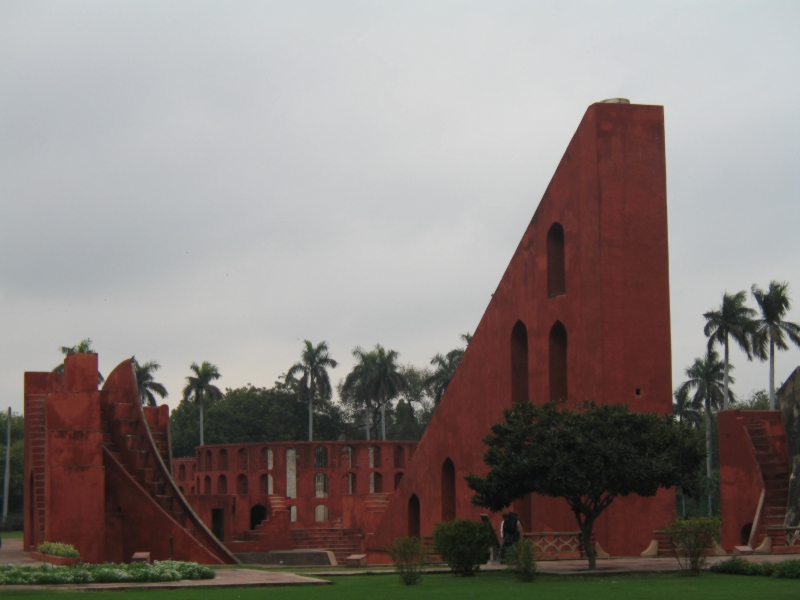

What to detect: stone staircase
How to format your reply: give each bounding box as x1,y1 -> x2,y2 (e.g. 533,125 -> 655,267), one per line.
746,420 -> 793,552
25,394 -> 47,549
225,495 -> 291,554
100,361 -> 238,564
289,524 -> 364,565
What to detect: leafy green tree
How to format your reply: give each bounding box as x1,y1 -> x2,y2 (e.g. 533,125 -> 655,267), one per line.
735,389 -> 771,410
424,333 -> 471,404
703,291 -> 756,410
286,340 -> 338,441
169,378 -> 348,457
466,401 -> 704,570
134,359 -> 168,406
676,349 -> 729,516
182,362 -> 223,446
52,338 -> 104,384
751,281 -> 800,409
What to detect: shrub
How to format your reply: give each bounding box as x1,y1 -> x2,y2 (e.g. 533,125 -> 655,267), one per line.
0,561 -> 215,585
663,517 -> 720,576
773,559 -> 800,579
433,519 -> 494,577
505,538 -> 537,582
36,542 -> 80,558
387,536 -> 428,585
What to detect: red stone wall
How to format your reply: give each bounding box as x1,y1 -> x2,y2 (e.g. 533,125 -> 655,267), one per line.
174,440 -> 417,550
367,102 -> 674,561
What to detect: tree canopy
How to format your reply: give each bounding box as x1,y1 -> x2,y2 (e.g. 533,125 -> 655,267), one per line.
465,401 -> 704,570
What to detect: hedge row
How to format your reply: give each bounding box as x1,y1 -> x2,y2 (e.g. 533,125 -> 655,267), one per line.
710,556 -> 800,579
0,561 -> 215,585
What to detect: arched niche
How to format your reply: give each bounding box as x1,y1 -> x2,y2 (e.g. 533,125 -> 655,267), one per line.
511,320 -> 529,404
408,494 -> 421,537
549,321 -> 568,402
441,458 -> 456,522
547,222 -> 566,297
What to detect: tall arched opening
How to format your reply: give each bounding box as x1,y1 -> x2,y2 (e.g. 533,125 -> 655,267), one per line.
547,222 -> 565,297
511,320 -> 529,403
441,458 -> 456,522
549,321 -> 568,402
408,494 -> 421,537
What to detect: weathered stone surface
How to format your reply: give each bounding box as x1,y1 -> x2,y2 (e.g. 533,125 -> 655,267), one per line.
778,367 -> 800,529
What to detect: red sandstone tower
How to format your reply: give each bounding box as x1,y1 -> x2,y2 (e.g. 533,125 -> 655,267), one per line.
368,100 -> 674,561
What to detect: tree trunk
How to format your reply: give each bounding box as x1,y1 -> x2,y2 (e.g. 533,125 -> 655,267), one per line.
580,517 -> 596,570
308,377 -> 314,442
769,338 -> 776,410
365,402 -> 371,441
723,337 -> 730,410
381,397 -> 386,441
198,391 -> 204,447
681,488 -> 687,518
705,400 -> 713,517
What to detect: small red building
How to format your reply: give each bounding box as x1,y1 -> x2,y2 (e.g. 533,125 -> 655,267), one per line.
174,440 -> 416,562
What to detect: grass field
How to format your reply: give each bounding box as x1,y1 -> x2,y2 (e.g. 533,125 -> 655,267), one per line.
0,533 -> 24,540
0,571 -> 797,599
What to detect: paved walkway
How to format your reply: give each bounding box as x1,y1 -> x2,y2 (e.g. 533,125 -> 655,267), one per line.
0,539 -> 329,591
306,552 -> 798,577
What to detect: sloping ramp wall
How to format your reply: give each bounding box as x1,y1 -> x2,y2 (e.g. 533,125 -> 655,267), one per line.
368,102 -> 674,561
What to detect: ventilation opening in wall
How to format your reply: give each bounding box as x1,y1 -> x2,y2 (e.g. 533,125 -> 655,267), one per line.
547,222 -> 566,297
549,321 -> 567,402
636,388 -> 641,396
511,320 -> 529,404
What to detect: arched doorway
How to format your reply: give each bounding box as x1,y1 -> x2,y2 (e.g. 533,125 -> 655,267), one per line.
250,504 -> 267,530
441,458 -> 456,522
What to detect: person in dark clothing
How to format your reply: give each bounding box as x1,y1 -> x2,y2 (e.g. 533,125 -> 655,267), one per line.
498,512 -> 520,560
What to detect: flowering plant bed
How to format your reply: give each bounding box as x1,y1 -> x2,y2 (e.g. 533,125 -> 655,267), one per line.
0,561 -> 215,585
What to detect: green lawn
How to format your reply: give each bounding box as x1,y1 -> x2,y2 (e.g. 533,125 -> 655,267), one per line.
0,571 -> 797,599
0,532 -> 23,540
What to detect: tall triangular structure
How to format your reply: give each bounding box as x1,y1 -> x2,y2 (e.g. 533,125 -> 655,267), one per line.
368,101 -> 673,560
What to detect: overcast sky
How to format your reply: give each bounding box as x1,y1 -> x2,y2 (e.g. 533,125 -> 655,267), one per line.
2,1 -> 799,415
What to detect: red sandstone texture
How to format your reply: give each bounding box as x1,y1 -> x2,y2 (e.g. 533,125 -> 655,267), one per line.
366,101 -> 675,562
24,354 -> 236,565
173,441 -> 416,563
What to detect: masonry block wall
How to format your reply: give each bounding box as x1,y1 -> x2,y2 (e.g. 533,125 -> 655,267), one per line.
368,101 -> 674,562
173,440 -> 417,556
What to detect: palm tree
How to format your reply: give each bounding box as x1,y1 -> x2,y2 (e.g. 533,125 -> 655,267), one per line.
286,340 -> 338,441
703,291 -> 755,410
751,281 -> 800,410
342,345 -> 408,440
52,338 -> 105,384
424,332 -> 472,405
134,359 -> 168,406
677,349 -> 729,516
673,386 -> 702,427
182,362 -> 223,446
342,347 -> 377,440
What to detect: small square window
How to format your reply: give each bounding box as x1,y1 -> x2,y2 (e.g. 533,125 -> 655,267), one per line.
635,388 -> 642,396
